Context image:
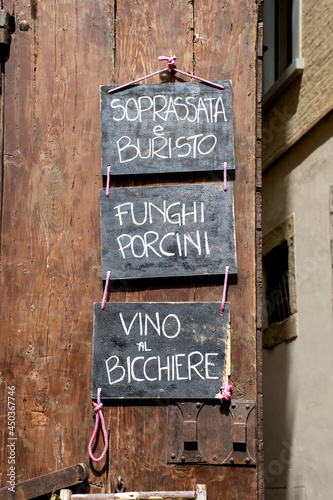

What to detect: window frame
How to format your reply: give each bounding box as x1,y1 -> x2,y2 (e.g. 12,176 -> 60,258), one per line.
263,0 -> 304,109
262,214 -> 297,349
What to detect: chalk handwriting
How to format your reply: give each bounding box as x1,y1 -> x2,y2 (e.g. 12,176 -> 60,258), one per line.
109,94 -> 227,164
120,312 -> 181,339
112,199 -> 210,260
116,230 -> 210,259
110,95 -> 227,124
93,302 -> 229,399
116,133 -> 217,163
100,82 -> 235,175
114,201 -> 205,227
105,352 -> 219,385
136,341 -> 151,352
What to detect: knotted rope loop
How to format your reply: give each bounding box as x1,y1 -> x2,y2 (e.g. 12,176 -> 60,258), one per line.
158,55 -> 177,69
219,377 -> 233,402
93,402 -> 103,412
88,388 -> 109,462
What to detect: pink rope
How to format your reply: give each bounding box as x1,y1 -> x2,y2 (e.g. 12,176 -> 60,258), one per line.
219,377 -> 233,401
159,56 -> 226,90
159,55 -> 178,68
101,270 -> 111,310
88,388 -> 109,462
223,161 -> 227,192
106,165 -> 111,197
221,265 -> 230,312
107,67 -> 169,94
107,56 -> 225,94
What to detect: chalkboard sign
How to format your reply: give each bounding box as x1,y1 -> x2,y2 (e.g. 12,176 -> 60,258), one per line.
100,81 -> 234,176
100,183 -> 237,280
92,302 -> 229,400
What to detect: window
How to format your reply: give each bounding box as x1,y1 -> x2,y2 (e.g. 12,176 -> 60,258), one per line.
263,241 -> 291,326
262,215 -> 297,348
263,0 -> 304,107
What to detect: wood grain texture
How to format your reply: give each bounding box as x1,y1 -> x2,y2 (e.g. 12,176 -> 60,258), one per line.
194,0 -> 257,398
112,0 -> 194,306
193,4 -> 258,495
0,0 -> 259,497
256,17 -> 264,499
106,0 -> 258,498
1,0 -> 114,488
115,0 -> 193,86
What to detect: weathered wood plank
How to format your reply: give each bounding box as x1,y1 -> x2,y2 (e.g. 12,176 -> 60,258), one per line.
112,1 -> 195,297
193,0 -> 258,497
0,0 -> 115,488
0,0 -> 259,497
105,0 -> 258,498
114,0 -> 193,86
70,493 -> 196,500
194,0 -> 257,400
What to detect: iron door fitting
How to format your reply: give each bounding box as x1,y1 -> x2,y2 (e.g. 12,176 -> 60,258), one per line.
0,10 -> 12,49
167,400 -> 256,466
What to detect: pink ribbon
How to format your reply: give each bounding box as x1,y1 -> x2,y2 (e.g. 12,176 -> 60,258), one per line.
223,161 -> 227,192
106,165 -> 111,197
221,265 -> 230,312
101,271 -> 111,310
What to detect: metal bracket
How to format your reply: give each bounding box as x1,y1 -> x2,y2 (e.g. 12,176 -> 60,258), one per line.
167,400 -> 256,466
115,476 -> 126,493
167,402 -> 207,464
0,463 -> 88,500
0,10 -> 11,49
226,400 -> 256,466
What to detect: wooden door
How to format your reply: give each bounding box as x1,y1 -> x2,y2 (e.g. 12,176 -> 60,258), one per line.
0,1 -> 262,498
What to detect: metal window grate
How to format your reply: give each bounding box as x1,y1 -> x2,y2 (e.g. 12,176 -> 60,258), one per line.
263,241 -> 291,326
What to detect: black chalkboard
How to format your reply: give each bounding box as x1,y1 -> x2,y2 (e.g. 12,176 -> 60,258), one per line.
100,183 -> 237,280
92,302 -> 229,400
100,81 -> 234,176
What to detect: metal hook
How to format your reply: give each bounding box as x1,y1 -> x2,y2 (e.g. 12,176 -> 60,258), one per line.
115,476 -> 126,493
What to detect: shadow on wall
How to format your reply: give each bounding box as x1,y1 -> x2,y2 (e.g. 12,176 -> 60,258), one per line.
262,77 -> 302,169
263,342 -> 295,495
261,80 -> 301,498
262,108 -> 333,499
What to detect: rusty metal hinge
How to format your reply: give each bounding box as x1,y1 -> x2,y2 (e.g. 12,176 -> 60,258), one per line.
0,9 -> 12,50
167,400 -> 256,466
168,402 -> 207,464
0,463 -> 88,500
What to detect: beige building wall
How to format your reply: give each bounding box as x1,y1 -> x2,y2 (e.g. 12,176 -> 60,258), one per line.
262,111 -> 333,499
262,0 -> 333,169
262,0 -> 333,497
